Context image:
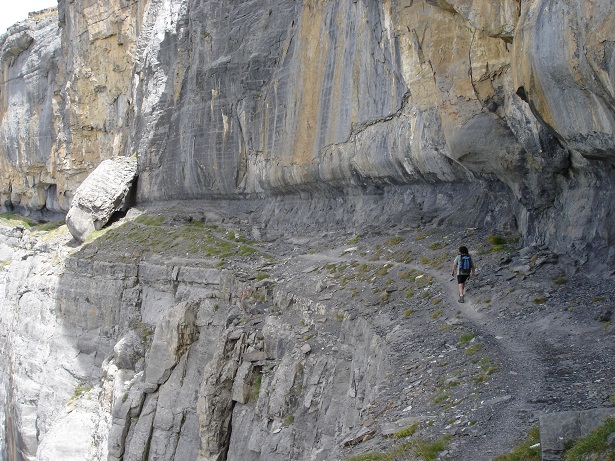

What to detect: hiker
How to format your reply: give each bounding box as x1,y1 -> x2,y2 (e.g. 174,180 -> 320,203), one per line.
451,246 -> 476,303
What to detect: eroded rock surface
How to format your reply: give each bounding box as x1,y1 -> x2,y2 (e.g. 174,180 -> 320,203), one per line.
65,155 -> 137,241
0,207 -> 612,461
0,0 -> 613,265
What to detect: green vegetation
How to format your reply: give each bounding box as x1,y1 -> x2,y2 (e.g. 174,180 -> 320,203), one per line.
283,415 -> 295,426
412,436 -> 451,461
459,333 -> 476,345
386,236 -> 404,246
487,235 -> 507,245
428,241 -> 446,251
553,277 -> 568,285
465,343 -> 482,356
79,214 -> 269,263
343,436 -> 449,461
563,418 -> 615,461
493,426 -> 540,461
69,382 -> 93,403
403,308 -> 415,317
0,212 -> 38,229
475,357 -> 499,383
432,392 -> 449,405
255,272 -> 270,281
135,214 -> 165,226
392,423 -> 419,439
249,374 -> 262,402
533,297 -> 548,304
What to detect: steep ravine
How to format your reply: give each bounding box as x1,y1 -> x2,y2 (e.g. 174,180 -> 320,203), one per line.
0,204 -> 612,460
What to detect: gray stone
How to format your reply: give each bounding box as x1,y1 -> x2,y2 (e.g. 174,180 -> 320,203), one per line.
66,156 -> 137,242
539,408 -> 615,461
114,330 -> 145,370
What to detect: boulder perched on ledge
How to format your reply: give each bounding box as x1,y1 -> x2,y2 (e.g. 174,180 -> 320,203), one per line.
66,156 -> 137,242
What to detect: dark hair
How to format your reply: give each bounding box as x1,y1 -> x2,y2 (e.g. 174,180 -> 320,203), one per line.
459,246 -> 469,255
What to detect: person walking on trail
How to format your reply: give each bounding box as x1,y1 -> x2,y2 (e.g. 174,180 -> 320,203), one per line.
451,246 -> 476,303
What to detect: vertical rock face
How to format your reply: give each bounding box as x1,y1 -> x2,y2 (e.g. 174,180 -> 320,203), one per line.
0,0 -> 614,264
0,12 -> 62,213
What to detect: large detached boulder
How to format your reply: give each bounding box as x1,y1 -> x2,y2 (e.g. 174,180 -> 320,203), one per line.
66,156 -> 137,242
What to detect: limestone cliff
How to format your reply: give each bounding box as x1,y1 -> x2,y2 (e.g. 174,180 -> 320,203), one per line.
0,1 -> 614,461
0,0 -> 614,265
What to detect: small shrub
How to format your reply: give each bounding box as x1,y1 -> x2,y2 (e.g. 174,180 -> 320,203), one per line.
403,308 -> 415,317
431,309 -> 442,319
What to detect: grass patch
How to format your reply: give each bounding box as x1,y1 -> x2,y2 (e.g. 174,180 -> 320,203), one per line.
592,297 -> 605,302
249,374 -> 262,402
459,333 -> 476,345
428,241 -> 446,251
465,343 -> 482,356
343,437 -> 449,461
412,436 -> 451,461
403,308 -> 415,317
392,423 -> 419,439
0,212 -> 38,229
387,236 -> 404,245
493,426 -> 540,461
563,418 -> 615,461
533,297 -> 548,304
553,277 -> 568,285
69,382 -> 93,403
487,235 -> 507,245
432,392 -> 449,405
135,214 -> 165,226
255,272 -> 270,281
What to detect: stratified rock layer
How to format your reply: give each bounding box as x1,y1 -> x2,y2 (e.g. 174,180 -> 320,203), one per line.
1,0 -> 613,266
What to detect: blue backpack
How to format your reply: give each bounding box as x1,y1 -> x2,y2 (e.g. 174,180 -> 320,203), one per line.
458,255 -> 472,272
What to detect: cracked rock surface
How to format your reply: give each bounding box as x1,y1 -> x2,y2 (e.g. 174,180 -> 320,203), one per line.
0,203 -> 612,460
